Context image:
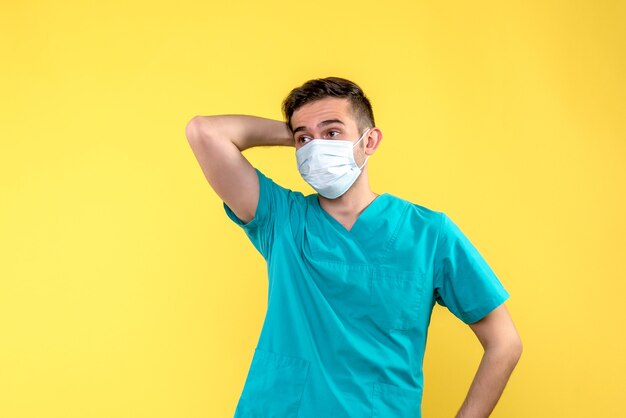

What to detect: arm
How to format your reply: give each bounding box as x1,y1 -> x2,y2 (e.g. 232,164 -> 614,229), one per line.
185,115 -> 294,224
455,304 -> 523,418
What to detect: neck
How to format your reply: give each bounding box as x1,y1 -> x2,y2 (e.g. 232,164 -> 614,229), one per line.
318,168 -> 379,217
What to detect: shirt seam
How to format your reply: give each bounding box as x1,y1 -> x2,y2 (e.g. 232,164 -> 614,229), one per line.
380,201 -> 411,260
432,211 -> 446,286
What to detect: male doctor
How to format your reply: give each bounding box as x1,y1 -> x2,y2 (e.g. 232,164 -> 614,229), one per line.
186,77 -> 522,418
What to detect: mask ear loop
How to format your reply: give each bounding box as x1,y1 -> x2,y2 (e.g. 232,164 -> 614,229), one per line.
355,128 -> 372,170
358,155 -> 369,170
353,128 -> 371,147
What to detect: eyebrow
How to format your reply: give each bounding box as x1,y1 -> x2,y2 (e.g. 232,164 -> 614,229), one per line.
292,119 -> 345,135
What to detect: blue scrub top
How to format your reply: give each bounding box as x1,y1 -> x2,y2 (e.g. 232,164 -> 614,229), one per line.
223,168 -> 510,418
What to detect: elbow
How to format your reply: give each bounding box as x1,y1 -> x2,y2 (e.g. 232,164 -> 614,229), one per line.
514,335 -> 523,361
507,333 -> 523,366
186,116 -> 224,147
185,116 -> 206,143
488,332 -> 523,367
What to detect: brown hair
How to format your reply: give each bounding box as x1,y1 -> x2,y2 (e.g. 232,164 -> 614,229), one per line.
282,77 -> 375,133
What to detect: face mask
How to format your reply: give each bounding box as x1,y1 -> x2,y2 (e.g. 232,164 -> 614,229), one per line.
295,128 -> 371,199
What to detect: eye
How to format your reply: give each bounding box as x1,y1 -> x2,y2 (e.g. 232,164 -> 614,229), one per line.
327,130 -> 341,138
298,135 -> 312,144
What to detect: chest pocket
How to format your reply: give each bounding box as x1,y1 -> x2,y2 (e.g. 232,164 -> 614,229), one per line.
369,267 -> 425,332
303,259 -> 425,333
300,212 -> 425,332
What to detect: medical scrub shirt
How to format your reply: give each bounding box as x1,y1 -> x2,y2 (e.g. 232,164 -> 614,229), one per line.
223,168 -> 510,418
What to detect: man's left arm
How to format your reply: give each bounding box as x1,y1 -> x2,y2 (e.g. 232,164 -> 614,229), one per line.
455,304 -> 523,418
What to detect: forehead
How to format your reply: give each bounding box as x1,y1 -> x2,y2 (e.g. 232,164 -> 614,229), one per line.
291,97 -> 357,130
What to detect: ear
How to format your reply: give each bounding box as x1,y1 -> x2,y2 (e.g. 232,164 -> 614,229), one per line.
365,128 -> 383,155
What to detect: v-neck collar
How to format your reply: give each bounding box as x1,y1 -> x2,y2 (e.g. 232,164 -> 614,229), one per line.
314,193 -> 388,235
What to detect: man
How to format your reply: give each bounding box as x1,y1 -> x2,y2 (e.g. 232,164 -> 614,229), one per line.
185,77 -> 522,418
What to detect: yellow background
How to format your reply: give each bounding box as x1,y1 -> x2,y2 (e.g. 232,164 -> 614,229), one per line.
1,0 -> 625,417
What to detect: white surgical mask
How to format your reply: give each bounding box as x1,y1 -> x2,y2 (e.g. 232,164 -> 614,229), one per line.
296,128 -> 371,199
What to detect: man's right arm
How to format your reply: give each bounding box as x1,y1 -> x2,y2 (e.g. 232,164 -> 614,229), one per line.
185,115 -> 294,224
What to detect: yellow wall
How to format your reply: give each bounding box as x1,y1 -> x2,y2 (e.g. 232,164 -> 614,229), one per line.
1,1 -> 624,417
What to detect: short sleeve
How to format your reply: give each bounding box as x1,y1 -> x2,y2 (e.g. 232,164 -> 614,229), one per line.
433,212 -> 510,324
223,168 -> 290,260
